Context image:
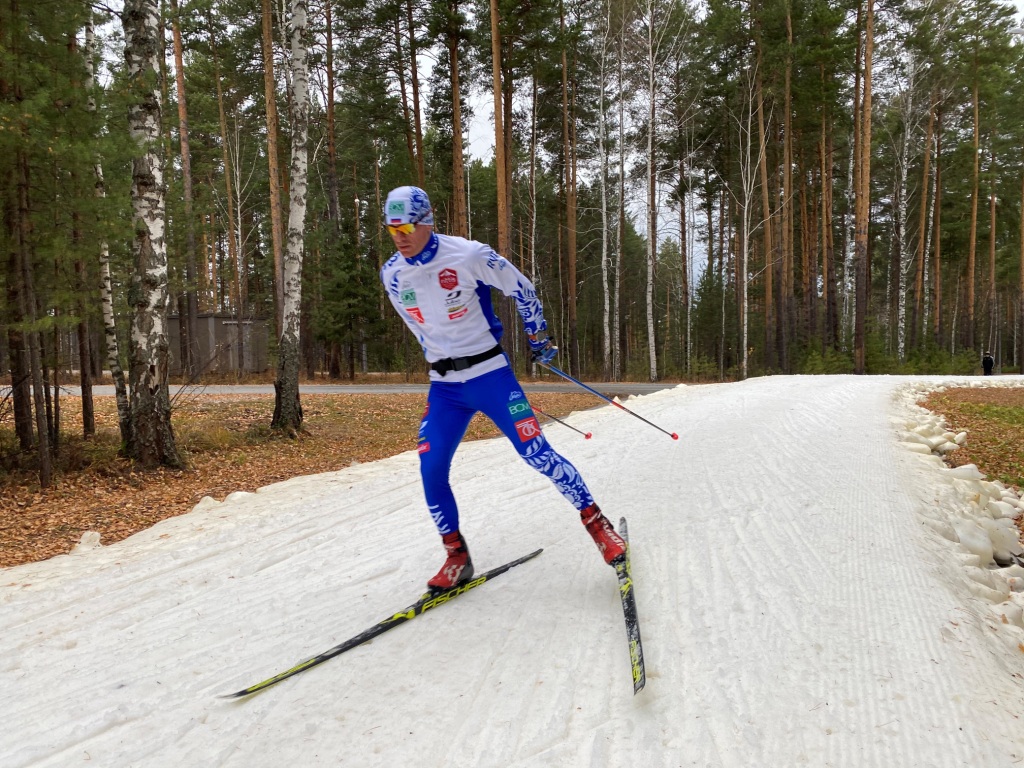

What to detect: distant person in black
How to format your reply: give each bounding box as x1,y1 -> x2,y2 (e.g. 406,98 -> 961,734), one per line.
982,351 -> 994,376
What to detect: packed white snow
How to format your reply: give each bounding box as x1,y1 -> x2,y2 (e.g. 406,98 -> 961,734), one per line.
3,375 -> 1024,767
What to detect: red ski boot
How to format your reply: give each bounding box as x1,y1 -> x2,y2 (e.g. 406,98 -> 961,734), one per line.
581,504 -> 626,565
427,531 -> 474,591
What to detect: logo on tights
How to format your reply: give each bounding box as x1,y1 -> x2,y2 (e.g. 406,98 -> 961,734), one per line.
514,416 -> 541,442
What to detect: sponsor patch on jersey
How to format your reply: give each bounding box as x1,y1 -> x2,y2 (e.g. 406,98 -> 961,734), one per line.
514,416 -> 542,442
438,268 -> 458,291
418,441 -> 430,454
444,290 -> 467,320
509,390 -> 523,401
401,288 -> 424,324
508,400 -> 532,417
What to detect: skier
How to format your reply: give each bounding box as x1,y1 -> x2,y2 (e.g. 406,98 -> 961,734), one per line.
380,185 -> 625,591
982,351 -> 994,376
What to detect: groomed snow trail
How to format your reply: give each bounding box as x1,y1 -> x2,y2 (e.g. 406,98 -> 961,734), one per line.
2,375 -> 1024,767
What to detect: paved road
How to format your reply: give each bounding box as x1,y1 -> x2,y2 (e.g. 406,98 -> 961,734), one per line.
66,381 -> 681,398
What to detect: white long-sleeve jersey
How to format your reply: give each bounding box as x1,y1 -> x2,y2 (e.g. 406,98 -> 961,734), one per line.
381,233 -> 547,382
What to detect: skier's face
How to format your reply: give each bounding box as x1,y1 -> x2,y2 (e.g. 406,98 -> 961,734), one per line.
389,222 -> 433,259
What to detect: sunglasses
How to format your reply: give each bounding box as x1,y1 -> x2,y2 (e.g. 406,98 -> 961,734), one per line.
386,222 -> 418,236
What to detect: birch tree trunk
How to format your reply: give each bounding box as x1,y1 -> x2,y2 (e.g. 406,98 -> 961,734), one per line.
261,0 -> 286,334
614,17 -> 626,381
910,96 -> 935,352
598,1 -> 612,378
87,16 -> 130,446
560,0 -> 579,373
123,0 -> 182,468
272,0 -> 309,434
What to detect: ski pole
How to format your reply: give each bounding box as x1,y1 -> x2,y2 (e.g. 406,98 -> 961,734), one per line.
536,408 -> 592,439
539,362 -> 679,440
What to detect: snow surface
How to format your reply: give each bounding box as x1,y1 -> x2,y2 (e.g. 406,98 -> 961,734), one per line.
3,375 -> 1024,768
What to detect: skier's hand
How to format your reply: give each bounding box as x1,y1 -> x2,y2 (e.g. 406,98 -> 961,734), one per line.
529,334 -> 558,365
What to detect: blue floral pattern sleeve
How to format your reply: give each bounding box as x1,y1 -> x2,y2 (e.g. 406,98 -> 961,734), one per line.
478,248 -> 547,336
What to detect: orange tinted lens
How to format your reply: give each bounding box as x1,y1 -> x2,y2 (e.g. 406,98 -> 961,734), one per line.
387,222 -> 416,236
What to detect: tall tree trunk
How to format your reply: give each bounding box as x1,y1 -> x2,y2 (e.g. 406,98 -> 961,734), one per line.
325,2 -> 341,229
853,0 -> 874,374
644,0 -> 658,382
598,6 -> 612,378
92,138 -> 131,446
489,0 -> 509,258
932,110 -> 943,346
756,55 -> 774,368
169,0 -> 199,378
779,3 -> 793,371
17,152 -> 52,485
272,0 -> 310,435
1018,159 -> 1024,374
393,15 -> 416,172
5,187 -> 34,451
67,30 -> 95,438
965,76 -> 980,350
987,147 -> 996,352
561,0 -> 579,374
405,0 -> 425,187
123,0 -> 182,468
208,9 -> 245,370
613,17 -> 626,381
910,97 -> 935,352
821,125 -> 838,350
447,1 -> 468,238
261,0 -> 286,335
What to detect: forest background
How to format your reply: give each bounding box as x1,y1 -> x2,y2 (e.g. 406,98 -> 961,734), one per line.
3,0 -> 1024,487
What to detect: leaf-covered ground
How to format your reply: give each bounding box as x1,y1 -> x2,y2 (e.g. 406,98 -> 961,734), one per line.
923,385 -> 1024,490
0,391 -> 597,568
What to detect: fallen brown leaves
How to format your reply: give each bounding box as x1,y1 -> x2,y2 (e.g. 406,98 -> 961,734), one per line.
922,386 -> 1024,490
0,392 -> 598,568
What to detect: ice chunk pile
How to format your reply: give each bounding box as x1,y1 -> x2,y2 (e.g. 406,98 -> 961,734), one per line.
894,379 -> 1024,633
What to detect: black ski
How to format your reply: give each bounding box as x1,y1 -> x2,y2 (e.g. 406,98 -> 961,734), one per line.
615,518 -> 646,694
221,548 -> 543,699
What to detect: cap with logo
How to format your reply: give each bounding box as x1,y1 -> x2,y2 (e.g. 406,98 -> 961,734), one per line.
384,186 -> 434,226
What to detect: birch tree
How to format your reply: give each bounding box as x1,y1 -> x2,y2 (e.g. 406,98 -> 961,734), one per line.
637,0 -> 684,382
272,0 -> 310,434
122,0 -> 182,467
87,13 -> 131,448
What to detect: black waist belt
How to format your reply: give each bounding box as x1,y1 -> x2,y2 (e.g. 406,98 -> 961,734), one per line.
430,345 -> 503,376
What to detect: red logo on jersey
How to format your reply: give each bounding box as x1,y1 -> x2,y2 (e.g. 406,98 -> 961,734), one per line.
514,416 -> 541,442
439,268 -> 458,291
